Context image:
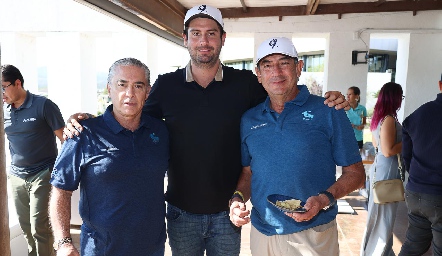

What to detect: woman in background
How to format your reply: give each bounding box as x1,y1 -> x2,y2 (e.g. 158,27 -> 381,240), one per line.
360,82 -> 404,256
346,86 -> 367,152
347,86 -> 369,198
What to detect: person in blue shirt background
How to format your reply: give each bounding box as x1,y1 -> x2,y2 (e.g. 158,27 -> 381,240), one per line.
346,86 -> 369,199
346,86 -> 367,152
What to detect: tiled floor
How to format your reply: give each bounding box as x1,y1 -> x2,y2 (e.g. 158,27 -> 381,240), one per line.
70,190 -> 433,256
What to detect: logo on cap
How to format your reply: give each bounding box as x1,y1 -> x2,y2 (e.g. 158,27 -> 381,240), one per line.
198,5 -> 207,12
269,39 -> 277,49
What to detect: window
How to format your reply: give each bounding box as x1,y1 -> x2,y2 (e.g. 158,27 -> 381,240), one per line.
367,54 -> 389,73
224,59 -> 253,70
301,54 -> 324,72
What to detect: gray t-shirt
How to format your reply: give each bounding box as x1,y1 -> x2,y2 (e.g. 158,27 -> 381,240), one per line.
3,91 -> 64,178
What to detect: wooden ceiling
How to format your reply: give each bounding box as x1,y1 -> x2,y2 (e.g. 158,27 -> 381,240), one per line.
81,0 -> 442,45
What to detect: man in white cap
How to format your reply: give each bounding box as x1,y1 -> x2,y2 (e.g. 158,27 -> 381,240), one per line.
229,37 -> 365,255
65,5 -> 348,255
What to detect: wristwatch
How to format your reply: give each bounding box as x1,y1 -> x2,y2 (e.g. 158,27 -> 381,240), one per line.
53,237 -> 73,251
318,191 -> 336,210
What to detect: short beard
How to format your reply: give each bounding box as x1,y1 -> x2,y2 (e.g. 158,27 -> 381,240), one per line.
188,46 -> 221,69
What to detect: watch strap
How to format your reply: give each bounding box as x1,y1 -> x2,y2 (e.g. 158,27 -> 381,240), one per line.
54,237 -> 73,250
232,190 -> 245,202
318,191 -> 336,210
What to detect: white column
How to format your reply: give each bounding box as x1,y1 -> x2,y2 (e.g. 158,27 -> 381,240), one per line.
0,32 -> 38,93
394,33 -> 410,122
145,35 -> 158,85
325,32 -> 369,102
397,33 -> 442,119
45,32 -> 97,119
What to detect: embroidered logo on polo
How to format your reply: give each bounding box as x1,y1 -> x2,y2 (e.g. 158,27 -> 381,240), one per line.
302,111 -> 314,121
150,133 -> 159,144
23,117 -> 37,122
251,123 -> 268,130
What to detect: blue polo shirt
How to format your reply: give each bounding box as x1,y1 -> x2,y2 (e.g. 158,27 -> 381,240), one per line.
346,104 -> 367,141
241,85 -> 361,236
50,105 -> 169,255
3,91 -> 64,178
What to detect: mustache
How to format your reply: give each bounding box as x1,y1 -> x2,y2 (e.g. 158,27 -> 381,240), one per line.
269,76 -> 286,83
196,46 -> 214,51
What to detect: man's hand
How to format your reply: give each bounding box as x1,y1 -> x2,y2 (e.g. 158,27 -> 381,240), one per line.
284,194 -> 328,222
56,243 -> 80,256
324,91 -> 350,110
229,198 -> 250,227
63,113 -> 90,139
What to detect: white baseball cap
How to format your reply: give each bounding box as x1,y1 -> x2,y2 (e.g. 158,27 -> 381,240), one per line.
184,5 -> 224,29
256,37 -> 298,65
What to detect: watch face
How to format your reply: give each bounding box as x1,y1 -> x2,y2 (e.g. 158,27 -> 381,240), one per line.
53,241 -> 59,251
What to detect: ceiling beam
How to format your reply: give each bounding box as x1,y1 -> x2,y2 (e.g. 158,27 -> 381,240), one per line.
156,0 -> 187,19
306,0 -> 320,15
81,0 -> 185,46
239,0 -> 248,12
313,1 -> 442,15
375,0 -> 387,7
81,0 -> 442,46
221,1 -> 442,19
117,0 -> 185,37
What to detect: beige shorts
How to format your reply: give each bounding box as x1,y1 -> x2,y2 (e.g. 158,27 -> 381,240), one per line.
250,219 -> 339,256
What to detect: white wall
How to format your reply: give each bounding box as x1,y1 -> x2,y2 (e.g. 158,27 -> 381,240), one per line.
402,33 -> 442,117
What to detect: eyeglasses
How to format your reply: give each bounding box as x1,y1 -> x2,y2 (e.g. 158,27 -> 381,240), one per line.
2,83 -> 13,93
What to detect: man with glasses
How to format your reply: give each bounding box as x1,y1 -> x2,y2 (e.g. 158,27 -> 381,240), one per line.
2,64 -> 65,256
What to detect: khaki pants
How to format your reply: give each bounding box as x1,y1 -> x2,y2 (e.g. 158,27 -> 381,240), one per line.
250,220 -> 339,256
9,168 -> 55,256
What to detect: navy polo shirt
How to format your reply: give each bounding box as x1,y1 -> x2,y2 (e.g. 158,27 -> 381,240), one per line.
241,85 -> 361,235
144,63 -> 267,214
51,105 -> 169,255
3,91 -> 64,178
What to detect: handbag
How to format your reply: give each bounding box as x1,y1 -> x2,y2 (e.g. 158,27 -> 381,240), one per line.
371,116 -> 405,204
